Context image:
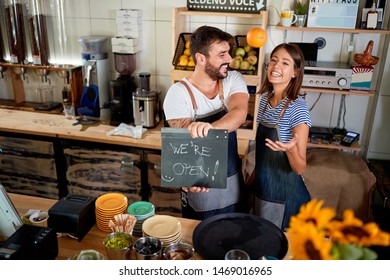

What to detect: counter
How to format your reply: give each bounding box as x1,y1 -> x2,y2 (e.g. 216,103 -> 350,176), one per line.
0,108 -> 249,156
9,193 -> 202,260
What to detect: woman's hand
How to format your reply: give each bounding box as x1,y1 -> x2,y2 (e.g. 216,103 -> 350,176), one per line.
182,186 -> 210,193
265,134 -> 298,152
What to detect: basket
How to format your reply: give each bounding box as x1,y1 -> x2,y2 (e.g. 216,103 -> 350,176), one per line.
231,35 -> 259,75
353,40 -> 379,67
172,33 -> 194,71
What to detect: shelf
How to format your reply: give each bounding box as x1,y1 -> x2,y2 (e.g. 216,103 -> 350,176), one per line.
275,26 -> 390,34
307,140 -> 361,152
302,87 -> 374,97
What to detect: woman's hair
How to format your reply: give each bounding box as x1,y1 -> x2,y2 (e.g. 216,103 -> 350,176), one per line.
190,25 -> 233,64
258,43 -> 305,100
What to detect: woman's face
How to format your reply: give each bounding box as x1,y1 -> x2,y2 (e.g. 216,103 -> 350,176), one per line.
267,47 -> 297,89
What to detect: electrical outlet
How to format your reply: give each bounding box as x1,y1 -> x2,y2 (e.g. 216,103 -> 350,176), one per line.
347,45 -> 354,52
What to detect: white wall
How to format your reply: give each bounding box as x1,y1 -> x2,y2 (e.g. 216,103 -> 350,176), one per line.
0,0 -> 388,156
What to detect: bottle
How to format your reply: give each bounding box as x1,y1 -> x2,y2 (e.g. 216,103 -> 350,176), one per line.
366,2 -> 379,30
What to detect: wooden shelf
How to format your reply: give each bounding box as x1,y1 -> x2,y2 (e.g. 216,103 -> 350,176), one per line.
307,140 -> 361,152
302,87 -> 374,97
275,25 -> 390,34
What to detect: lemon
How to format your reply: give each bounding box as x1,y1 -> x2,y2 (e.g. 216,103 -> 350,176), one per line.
179,58 -> 189,66
188,60 -> 195,67
185,41 -> 190,49
183,48 -> 191,56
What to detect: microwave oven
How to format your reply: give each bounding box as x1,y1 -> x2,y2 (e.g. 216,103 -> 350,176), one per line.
307,0 -> 360,29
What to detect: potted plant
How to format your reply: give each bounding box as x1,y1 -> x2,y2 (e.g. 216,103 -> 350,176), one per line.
294,1 -> 308,27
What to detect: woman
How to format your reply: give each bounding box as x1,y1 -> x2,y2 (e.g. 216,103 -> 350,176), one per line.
253,43 -> 312,230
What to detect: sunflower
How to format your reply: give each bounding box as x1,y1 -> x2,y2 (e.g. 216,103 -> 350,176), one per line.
288,222 -> 334,260
327,209 -> 390,247
288,199 -> 336,232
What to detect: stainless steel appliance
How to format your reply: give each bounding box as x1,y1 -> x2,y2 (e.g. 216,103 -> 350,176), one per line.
77,36 -> 110,121
133,72 -> 160,128
302,61 -> 352,90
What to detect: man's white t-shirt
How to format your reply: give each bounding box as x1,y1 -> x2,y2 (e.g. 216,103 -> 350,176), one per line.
164,71 -> 248,120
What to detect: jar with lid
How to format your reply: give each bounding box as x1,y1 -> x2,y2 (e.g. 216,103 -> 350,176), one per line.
26,0 -> 52,65
366,1 -> 379,30
4,0 -> 29,64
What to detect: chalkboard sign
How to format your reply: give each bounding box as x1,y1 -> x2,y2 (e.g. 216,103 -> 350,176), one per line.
161,128 -> 228,189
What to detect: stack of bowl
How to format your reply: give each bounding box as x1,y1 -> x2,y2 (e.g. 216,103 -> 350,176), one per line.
127,201 -> 155,236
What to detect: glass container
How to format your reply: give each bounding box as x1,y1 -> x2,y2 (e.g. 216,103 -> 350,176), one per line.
26,0 -> 52,65
4,0 -> 29,64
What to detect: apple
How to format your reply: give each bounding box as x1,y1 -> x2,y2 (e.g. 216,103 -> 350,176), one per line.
248,50 -> 258,57
239,60 -> 250,70
247,55 -> 258,65
235,47 -> 245,57
229,57 -> 241,69
244,44 -> 253,53
234,55 -> 243,62
249,65 -> 256,71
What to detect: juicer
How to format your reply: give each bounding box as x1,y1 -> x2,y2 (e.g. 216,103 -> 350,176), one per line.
110,53 -> 137,126
133,72 -> 161,128
77,36 -> 110,121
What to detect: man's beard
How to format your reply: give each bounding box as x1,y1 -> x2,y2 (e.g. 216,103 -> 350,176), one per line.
205,60 -> 229,81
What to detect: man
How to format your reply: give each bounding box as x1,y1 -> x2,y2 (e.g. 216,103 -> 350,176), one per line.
163,25 -> 249,220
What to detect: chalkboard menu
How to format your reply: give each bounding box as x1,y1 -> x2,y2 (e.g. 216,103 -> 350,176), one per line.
161,128 -> 228,189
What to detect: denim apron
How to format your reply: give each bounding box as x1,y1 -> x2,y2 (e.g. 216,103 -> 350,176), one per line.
253,95 -> 310,230
177,80 -> 242,220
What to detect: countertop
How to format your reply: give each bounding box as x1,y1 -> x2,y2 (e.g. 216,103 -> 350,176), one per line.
0,108 -> 249,156
8,193 -> 202,260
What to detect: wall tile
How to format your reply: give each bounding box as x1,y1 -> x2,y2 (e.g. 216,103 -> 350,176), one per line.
91,0 -> 121,19
121,0 -> 156,21
156,0 -> 187,21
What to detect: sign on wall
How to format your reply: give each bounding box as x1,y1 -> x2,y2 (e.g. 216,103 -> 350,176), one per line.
187,0 -> 267,14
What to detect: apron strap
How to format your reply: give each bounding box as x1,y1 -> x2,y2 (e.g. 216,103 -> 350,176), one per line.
180,79 -> 226,119
260,93 -> 292,124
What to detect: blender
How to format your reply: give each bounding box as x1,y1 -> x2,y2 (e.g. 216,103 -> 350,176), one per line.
110,53 -> 137,126
77,36 -> 110,122
133,72 -> 161,128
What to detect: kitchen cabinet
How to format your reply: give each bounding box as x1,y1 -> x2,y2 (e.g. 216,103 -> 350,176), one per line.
0,132 -> 61,199
60,140 -> 181,217
170,7 -> 268,140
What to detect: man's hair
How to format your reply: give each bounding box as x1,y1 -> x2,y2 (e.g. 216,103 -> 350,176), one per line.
189,25 -> 233,64
258,43 -> 305,100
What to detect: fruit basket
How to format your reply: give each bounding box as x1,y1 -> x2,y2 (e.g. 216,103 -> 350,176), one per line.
230,35 -> 259,75
353,40 -> 379,67
172,33 -> 194,71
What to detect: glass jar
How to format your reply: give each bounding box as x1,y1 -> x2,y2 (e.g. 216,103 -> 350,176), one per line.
26,0 -> 52,65
4,0 -> 28,64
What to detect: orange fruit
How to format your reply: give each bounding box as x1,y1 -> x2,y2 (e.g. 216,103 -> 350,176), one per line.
246,27 -> 267,48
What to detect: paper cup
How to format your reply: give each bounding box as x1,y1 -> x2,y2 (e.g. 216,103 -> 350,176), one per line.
29,211 -> 49,227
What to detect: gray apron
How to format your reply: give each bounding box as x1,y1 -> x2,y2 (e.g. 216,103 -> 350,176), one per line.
178,80 -> 241,219
253,95 -> 311,230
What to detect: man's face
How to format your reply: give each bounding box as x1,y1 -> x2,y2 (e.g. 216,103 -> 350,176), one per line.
204,41 -> 232,81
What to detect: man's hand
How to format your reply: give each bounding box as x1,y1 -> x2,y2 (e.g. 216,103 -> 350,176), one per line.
187,122 -> 213,138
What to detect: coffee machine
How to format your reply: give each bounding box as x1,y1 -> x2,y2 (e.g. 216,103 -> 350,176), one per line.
77,36 -> 110,121
133,72 -> 161,128
110,53 -> 137,126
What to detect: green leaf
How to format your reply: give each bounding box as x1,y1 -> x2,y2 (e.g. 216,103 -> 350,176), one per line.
361,247 -> 378,260
336,244 -> 364,260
